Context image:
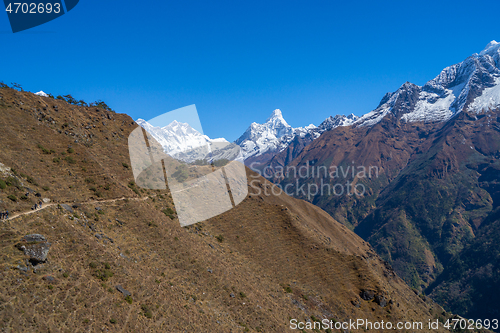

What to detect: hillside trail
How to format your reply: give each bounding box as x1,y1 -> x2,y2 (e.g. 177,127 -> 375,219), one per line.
4,195 -> 150,221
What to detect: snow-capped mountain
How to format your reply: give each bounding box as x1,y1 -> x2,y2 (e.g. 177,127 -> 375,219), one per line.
235,109 -> 358,161
35,91 -> 49,97
136,118 -> 229,162
356,40 -> 500,127
317,114 -> 359,131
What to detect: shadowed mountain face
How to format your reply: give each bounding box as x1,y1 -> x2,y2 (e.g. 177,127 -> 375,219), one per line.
0,87 -> 456,332
262,107 -> 500,320
258,88 -> 500,322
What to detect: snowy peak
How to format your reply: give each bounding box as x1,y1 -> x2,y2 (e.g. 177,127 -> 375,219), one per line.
236,109 -> 293,146
136,118 -> 228,161
236,109 -> 358,161
265,109 -> 292,137
480,40 -> 500,56
318,114 -> 359,131
162,120 -> 200,137
356,40 -> 500,126
266,109 -> 284,122
34,91 -> 49,97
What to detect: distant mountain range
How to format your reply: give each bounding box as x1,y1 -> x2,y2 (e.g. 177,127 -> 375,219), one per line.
135,118 -> 230,163
137,110 -> 359,165
257,40 -> 500,323
355,40 -> 500,126
138,41 -> 500,168
136,40 -> 500,323
235,109 -> 359,164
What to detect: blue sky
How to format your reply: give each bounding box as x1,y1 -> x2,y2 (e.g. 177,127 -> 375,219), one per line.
1,0 -> 499,141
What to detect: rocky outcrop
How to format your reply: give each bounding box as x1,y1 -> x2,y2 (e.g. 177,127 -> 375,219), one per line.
16,234 -> 51,264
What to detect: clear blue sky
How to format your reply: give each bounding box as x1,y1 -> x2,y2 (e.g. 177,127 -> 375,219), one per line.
1,0 -> 499,141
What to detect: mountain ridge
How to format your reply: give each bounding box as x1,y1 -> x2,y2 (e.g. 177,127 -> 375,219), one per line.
0,86 -> 459,332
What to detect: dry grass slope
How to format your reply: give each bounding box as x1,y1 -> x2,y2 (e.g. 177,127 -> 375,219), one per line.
0,87 -> 477,332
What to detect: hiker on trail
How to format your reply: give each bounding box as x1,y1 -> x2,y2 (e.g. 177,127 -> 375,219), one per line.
39,201 -> 43,208
5,211 -> 8,219
34,203 -> 38,210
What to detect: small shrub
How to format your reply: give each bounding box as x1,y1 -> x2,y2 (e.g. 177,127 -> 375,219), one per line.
104,263 -> 111,269
283,285 -> 292,293
95,269 -> 114,281
125,295 -> 133,304
215,234 -> 224,243
63,272 -> 69,278
85,177 -> 95,184
104,184 -> 110,190
53,157 -> 60,163
239,292 -> 247,298
109,318 -> 117,324
141,305 -> 153,318
122,162 -> 129,169
89,262 -> 98,269
5,176 -> 17,187
67,148 -> 74,153
65,156 -> 76,164
20,195 -> 28,200
42,186 -> 49,191
0,180 -> 6,189
7,194 -> 17,202
37,144 -> 52,155
83,319 -> 89,324
26,176 -> 37,185
48,285 -> 54,290
162,207 -> 175,219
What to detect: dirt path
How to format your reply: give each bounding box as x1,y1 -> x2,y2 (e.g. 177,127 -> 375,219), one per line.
4,196 -> 149,221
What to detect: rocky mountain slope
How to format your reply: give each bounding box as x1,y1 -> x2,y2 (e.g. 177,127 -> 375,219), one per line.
257,41 -> 500,323
0,86 -> 463,332
355,40 -> 500,126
